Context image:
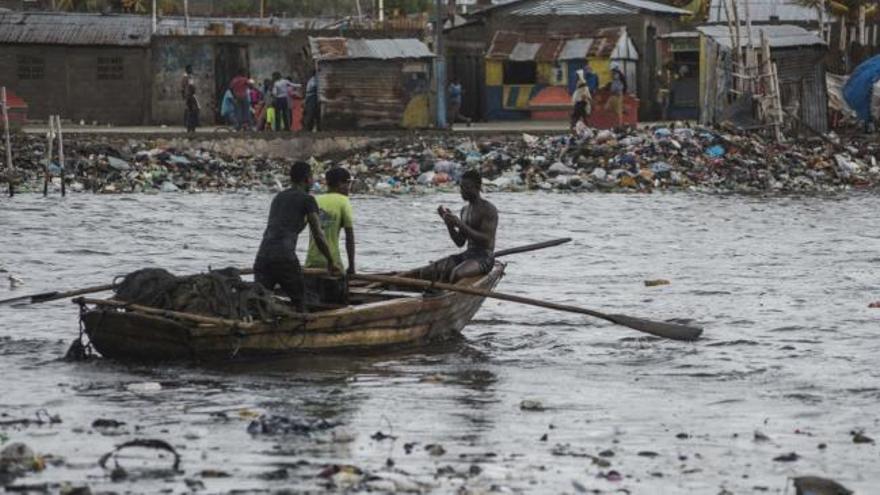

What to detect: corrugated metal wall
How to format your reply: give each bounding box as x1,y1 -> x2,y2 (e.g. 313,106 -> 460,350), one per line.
700,39 -> 828,134
317,59 -> 431,129
774,47 -> 828,133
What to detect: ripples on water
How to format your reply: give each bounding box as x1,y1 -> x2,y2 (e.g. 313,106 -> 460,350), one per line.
1,192 -> 879,493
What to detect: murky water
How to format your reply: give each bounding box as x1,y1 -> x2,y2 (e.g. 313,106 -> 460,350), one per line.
1,191 -> 879,493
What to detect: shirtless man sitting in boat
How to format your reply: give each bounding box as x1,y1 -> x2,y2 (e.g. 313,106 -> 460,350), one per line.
427,169 -> 498,283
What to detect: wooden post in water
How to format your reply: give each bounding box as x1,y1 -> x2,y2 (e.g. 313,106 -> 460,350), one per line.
1,87 -> 13,197
56,115 -> 66,197
44,116 -> 54,196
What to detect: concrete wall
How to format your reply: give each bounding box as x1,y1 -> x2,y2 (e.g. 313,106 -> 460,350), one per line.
150,30 -> 422,125
151,35 -> 311,125
0,44 -> 150,125
154,133 -> 388,160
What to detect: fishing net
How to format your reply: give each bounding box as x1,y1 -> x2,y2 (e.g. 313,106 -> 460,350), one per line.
113,267 -> 297,321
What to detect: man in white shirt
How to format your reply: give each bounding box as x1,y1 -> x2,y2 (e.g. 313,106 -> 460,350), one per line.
271,72 -> 295,131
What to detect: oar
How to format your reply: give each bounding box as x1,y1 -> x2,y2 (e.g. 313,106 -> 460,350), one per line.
0,283 -> 116,306
350,273 -> 703,342
0,238 -> 572,307
493,238 -> 571,257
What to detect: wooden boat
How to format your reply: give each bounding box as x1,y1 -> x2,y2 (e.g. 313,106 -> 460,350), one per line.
79,263 -> 505,361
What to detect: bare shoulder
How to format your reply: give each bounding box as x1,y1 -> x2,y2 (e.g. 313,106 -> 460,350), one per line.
480,199 -> 498,217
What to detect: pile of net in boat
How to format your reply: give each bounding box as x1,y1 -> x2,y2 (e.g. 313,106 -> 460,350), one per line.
113,267 -> 298,321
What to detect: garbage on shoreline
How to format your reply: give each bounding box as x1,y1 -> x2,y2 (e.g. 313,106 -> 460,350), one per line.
1,125 -> 878,195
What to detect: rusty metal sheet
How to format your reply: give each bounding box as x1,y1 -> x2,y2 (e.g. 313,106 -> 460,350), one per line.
310,37 -> 433,61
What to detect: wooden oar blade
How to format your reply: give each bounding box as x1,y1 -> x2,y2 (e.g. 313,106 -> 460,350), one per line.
606,314 -> 703,341
493,238 -> 572,258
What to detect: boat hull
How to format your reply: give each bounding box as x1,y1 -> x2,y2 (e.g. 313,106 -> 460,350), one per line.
82,264 -> 505,361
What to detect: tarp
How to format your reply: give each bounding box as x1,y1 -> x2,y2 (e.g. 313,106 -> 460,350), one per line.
842,55 -> 880,122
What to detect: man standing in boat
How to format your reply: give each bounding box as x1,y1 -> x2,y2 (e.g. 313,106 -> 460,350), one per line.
254,161 -> 340,312
305,167 -> 356,275
431,169 -> 498,282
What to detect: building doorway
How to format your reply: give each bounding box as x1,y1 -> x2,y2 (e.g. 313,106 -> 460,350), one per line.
214,43 -> 249,123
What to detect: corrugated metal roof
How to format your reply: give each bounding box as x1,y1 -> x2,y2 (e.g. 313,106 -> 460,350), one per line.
0,12 -> 341,46
535,37 -> 565,61
658,31 -> 700,39
509,42 -> 542,61
309,37 -> 434,61
497,0 -> 688,17
707,0 -> 824,23
0,12 -> 152,46
487,31 -> 521,59
614,0 -> 690,15
559,38 -> 594,59
697,24 -> 825,48
487,27 -> 631,60
509,0 -> 636,16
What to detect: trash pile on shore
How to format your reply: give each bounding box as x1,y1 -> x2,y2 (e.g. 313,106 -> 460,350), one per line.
2,125 -> 878,194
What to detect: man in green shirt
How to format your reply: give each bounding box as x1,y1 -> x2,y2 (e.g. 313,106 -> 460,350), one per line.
305,167 -> 355,274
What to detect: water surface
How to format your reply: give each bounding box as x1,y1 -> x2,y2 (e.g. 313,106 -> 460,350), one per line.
1,192 -> 879,493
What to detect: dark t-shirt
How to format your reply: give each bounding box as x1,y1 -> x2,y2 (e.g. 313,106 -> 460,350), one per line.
256,188 -> 318,261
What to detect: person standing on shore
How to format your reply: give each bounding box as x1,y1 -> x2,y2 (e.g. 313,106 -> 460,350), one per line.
447,78 -> 471,127
429,170 -> 498,282
303,71 -> 320,132
305,167 -> 356,275
605,64 -> 627,127
584,63 -> 599,95
570,70 -> 592,131
272,72 -> 294,132
253,161 -> 340,312
181,65 -> 199,133
229,69 -> 252,131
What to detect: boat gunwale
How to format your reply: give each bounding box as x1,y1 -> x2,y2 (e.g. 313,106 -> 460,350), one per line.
82,263 -> 506,332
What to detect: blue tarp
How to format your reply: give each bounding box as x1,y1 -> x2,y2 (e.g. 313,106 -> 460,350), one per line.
843,55 -> 880,122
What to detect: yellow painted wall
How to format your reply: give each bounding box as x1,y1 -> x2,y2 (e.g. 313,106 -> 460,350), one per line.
401,94 -> 430,128
502,85 -> 535,109
486,60 -> 503,86
537,63 -> 554,85
588,57 -> 612,87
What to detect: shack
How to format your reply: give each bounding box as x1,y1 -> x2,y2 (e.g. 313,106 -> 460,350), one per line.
0,12 -> 423,125
484,27 -> 640,126
697,24 -> 828,133
447,0 -> 690,121
309,37 -> 434,129
657,31 -> 700,120
0,12 -> 152,125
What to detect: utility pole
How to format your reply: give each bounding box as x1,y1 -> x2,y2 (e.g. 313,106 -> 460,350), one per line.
184,0 -> 190,33
151,0 -> 157,34
434,0 -> 447,129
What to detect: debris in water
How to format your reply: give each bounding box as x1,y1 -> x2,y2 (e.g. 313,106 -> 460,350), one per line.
869,301 -> 880,308
851,430 -> 874,444
425,444 -> 446,456
125,382 -> 162,393
773,452 -> 800,462
370,431 -> 396,441
644,279 -> 671,287
638,451 -> 659,458
246,415 -> 339,436
91,419 -> 125,429
753,430 -> 771,442
98,439 -> 181,472
520,399 -> 545,411
792,475 -> 853,495
7,275 -> 24,289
